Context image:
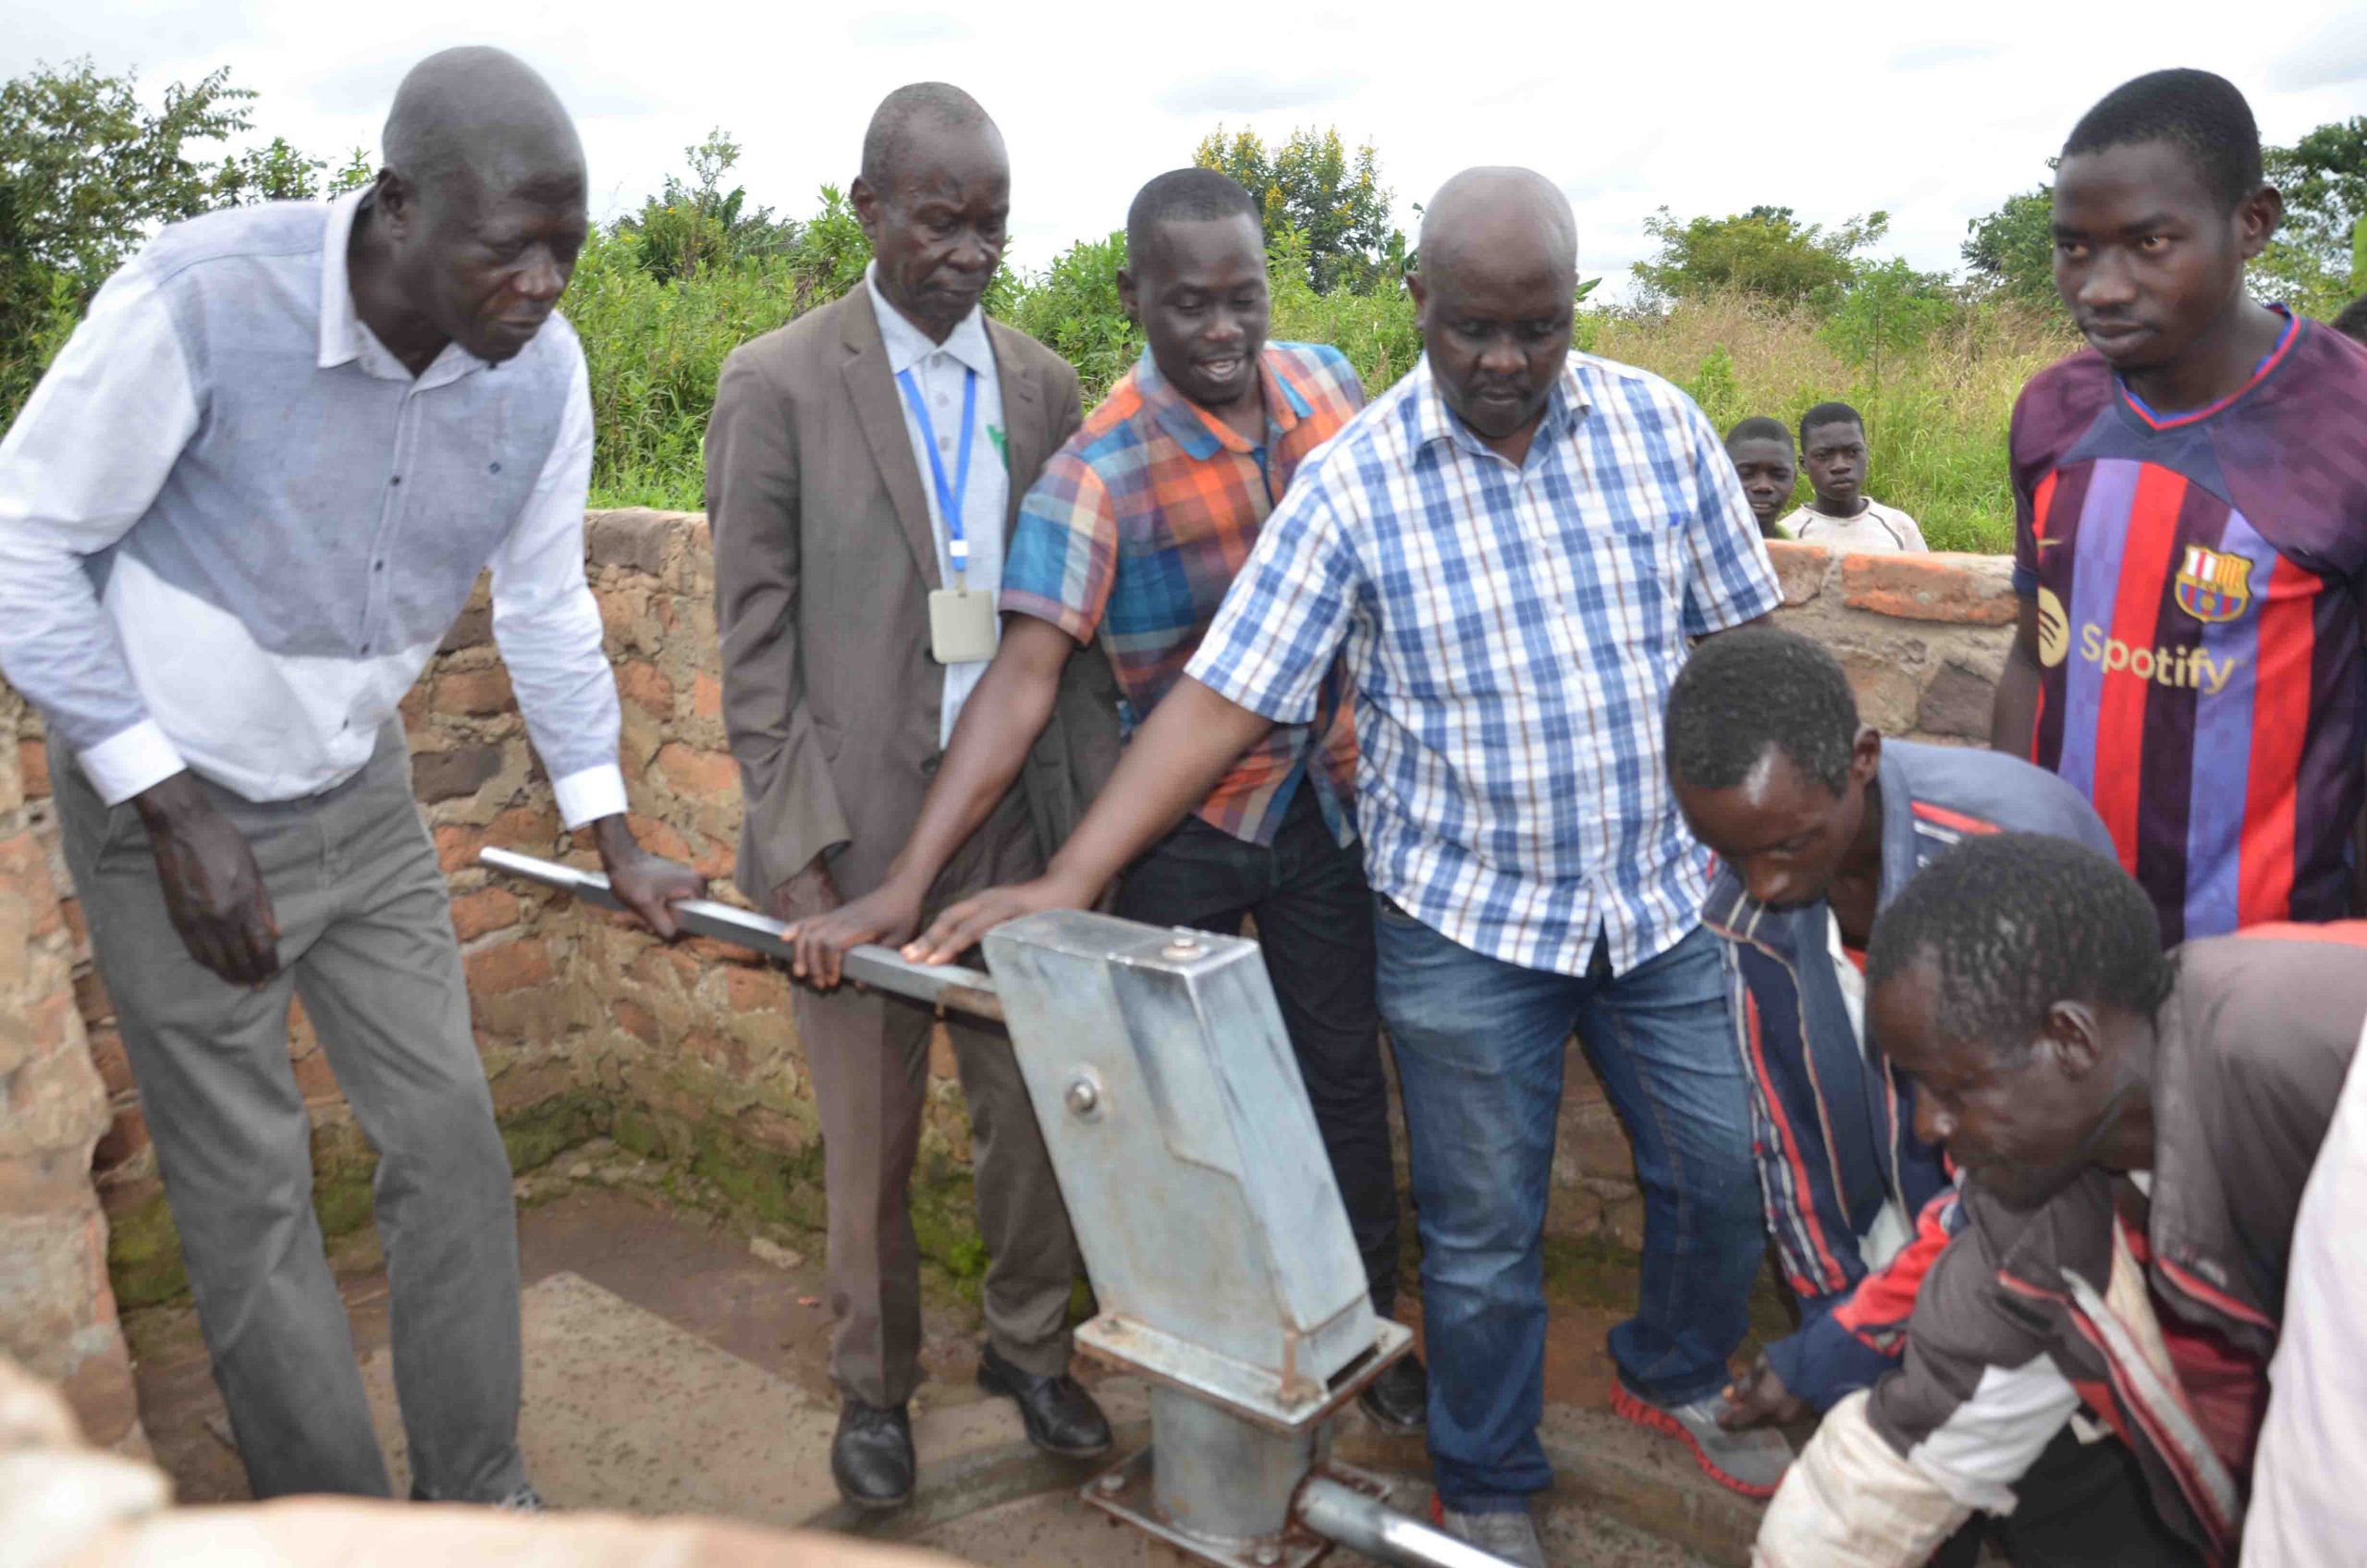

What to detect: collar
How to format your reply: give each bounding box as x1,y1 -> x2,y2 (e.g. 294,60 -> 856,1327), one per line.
865,262 -> 995,380
319,189 -> 492,385
1135,345 -> 1314,459
2116,303 -> 2299,431
1406,352 -> 1588,460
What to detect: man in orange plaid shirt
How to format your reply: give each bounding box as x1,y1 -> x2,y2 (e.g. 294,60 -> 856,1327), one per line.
787,165 -> 1424,1431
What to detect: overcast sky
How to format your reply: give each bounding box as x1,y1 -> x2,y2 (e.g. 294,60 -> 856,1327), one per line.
9,1 -> 2365,300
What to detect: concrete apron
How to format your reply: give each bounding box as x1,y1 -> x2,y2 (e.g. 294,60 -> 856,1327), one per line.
353,1273 -> 1752,1566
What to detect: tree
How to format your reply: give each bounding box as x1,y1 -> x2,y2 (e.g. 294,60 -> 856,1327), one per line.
1961,186 -> 2056,308
1632,205 -> 1887,307
1192,126 -> 1402,294
612,129 -> 795,283
2260,116 -> 2365,317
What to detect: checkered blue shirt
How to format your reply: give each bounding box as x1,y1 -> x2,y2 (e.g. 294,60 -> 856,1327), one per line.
1186,352 -> 1781,976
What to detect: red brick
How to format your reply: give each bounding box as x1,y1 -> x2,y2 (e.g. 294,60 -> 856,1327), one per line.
623,813 -> 692,865
288,998 -> 318,1058
693,671 -> 723,719
725,964 -> 787,1014
449,887 -> 522,942
616,661 -> 674,723
437,665 -> 516,716
20,737 -> 50,799
72,966 -> 113,1026
399,683 -> 431,728
1765,541 -> 1830,607
654,742 -> 739,802
58,896 -> 88,957
85,1025 -> 135,1097
612,997 -> 660,1045
292,1047 -> 342,1102
436,806 -> 559,872
1840,553 -> 2017,626
693,840 -> 735,881
93,1095 -> 149,1170
464,937 -> 552,996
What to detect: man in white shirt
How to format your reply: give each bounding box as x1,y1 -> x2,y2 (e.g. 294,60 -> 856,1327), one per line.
0,48 -> 699,1503
1780,402 -> 1929,553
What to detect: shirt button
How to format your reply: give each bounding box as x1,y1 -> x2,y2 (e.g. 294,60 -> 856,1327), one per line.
389,476 -> 402,487
373,559 -> 386,572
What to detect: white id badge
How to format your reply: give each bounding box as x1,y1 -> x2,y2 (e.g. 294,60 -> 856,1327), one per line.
927,587 -> 999,664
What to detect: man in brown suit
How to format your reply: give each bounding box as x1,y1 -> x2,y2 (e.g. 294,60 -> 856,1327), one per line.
705,84 -> 1118,1511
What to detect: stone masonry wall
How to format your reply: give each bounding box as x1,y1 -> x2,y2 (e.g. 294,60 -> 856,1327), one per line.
3,518 -> 2018,1408
0,683 -> 142,1453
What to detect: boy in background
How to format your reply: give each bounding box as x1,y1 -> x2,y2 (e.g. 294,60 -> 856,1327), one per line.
1724,417 -> 1798,539
1781,402 -> 1927,553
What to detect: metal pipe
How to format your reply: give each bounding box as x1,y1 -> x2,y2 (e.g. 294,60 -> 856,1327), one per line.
479,847 -> 1003,1022
1295,1477 -> 1519,1568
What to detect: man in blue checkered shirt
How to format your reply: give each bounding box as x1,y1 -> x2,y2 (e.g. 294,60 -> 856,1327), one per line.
907,166 -> 1788,1564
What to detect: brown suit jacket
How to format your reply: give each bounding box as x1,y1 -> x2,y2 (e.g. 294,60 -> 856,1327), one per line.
707,288 -> 1122,905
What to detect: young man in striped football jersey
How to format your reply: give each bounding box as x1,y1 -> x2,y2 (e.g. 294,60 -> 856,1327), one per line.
1990,67 -> 2367,942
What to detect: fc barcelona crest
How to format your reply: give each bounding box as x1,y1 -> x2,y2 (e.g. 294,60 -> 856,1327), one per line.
2174,545 -> 2252,624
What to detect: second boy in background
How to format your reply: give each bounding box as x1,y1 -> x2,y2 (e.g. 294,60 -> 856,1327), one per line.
1780,402 -> 1927,552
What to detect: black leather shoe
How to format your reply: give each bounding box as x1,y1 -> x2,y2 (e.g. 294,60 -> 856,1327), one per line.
1358,1352 -> 1429,1433
977,1342 -> 1113,1457
831,1399 -> 915,1511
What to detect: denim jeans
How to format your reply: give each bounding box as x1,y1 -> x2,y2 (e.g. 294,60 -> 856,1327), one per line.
1116,785 -> 1400,1313
1375,906 -> 1760,1512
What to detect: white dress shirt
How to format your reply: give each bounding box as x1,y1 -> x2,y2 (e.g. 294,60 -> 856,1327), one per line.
864,263 -> 1008,747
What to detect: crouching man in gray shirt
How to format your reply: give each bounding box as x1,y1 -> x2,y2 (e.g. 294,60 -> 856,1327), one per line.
0,47 -> 700,1503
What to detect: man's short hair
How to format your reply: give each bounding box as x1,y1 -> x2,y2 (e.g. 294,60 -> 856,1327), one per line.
2062,68 -> 2263,213
1665,626 -> 1858,794
1799,402 -> 1862,447
859,82 -> 995,192
1867,833 -> 2171,1060
1724,415 -> 1792,450
1125,167 -> 1261,272
2333,296 -> 2367,346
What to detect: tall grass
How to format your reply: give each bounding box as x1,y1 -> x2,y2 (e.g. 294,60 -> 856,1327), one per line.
570,225 -> 2077,554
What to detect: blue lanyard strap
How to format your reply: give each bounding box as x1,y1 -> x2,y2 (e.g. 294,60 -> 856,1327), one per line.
895,365 -> 979,582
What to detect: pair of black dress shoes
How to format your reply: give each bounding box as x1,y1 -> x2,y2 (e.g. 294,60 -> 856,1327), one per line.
831,1342 -> 1118,1510
832,1347 -> 1431,1509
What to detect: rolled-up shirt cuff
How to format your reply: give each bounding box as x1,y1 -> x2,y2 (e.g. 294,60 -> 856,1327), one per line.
551,763 -> 629,829
75,720 -> 188,806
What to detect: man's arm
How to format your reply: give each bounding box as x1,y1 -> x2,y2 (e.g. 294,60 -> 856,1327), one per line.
901,677 -> 1272,962
904,461 -> 1367,963
1989,596 -> 2043,755
707,345 -> 849,924
489,347 -> 702,936
785,614 -> 1077,985
0,262 -> 289,985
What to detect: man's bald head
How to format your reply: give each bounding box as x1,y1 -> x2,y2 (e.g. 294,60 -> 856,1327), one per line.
382,46 -> 583,204
860,82 -> 1001,191
1417,167 -> 1576,284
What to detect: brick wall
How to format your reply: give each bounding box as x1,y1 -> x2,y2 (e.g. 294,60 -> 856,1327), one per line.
2,517 -> 2019,1429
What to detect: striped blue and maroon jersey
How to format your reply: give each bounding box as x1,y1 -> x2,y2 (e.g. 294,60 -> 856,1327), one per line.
2010,312 -> 2367,943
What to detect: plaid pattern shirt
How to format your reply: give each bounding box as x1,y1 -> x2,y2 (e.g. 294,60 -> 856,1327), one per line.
1187,352 -> 1782,976
1002,341 -> 1365,845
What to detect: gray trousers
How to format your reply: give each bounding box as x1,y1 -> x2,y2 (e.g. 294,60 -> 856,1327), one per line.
55,729 -> 524,1501
801,786 -> 1082,1409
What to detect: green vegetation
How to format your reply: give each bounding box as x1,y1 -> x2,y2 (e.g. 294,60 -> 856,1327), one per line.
7,61 -> 2363,555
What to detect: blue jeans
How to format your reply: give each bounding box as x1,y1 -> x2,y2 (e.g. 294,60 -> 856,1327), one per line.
1375,906 -> 1760,1512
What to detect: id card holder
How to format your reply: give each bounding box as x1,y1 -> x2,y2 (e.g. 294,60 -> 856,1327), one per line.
928,586 -> 998,664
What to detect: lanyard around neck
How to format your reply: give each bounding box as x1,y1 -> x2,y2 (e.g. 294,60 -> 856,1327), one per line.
896,364 -> 979,585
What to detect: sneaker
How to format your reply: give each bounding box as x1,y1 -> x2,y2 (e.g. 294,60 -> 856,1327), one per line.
1611,1381 -> 1792,1499
1430,1497 -> 1548,1568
